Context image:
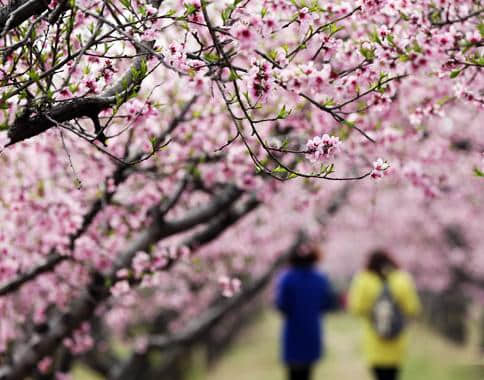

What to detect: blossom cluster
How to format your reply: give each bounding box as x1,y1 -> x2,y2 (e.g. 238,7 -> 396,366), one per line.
218,276 -> 242,298
0,0 -> 482,374
306,135 -> 342,163
370,158 -> 390,180
248,60 -> 274,103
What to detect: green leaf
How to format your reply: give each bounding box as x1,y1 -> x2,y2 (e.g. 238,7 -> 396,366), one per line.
338,120 -> 353,140
468,53 -> 484,67
474,167 -> 484,177
190,166 -> 201,178
243,91 -> 252,106
342,119 -> 355,128
328,23 -> 344,35
139,59 -> 148,77
221,5 -> 234,23
399,11 -> 409,21
267,49 -> 278,61
150,136 -> 158,150
69,83 -> 79,93
359,46 -> 375,61
228,69 -> 242,81
478,23 -> 484,38
272,165 -> 288,174
370,30 -> 382,45
450,69 -> 462,78
309,0 -> 323,13
165,9 -> 177,17
412,41 -> 422,53
184,3 -> 197,15
104,277 -> 112,288
429,10 -> 442,24
203,52 -> 220,63
28,70 -> 40,81
73,178 -> 82,190
46,89 -> 55,101
277,105 -> 291,119
322,97 -> 336,107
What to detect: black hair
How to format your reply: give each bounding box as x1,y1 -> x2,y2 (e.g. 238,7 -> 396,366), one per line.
366,249 -> 398,278
289,243 -> 321,267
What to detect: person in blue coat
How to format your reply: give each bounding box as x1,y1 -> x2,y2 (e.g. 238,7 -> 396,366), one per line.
275,243 -> 338,380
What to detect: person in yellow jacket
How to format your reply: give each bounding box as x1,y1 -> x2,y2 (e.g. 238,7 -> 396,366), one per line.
348,249 -> 421,380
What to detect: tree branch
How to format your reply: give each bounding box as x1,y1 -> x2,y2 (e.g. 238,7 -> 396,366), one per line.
0,184 -> 244,380
5,1 -> 166,147
147,234 -> 304,352
160,195 -> 260,271
0,96 -> 197,297
112,185 -> 350,379
111,230 -> 302,380
0,0 -> 49,34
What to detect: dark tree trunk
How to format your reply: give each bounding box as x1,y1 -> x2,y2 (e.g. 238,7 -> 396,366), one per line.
421,287 -> 468,344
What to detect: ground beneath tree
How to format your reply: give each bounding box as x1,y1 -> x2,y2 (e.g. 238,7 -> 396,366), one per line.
203,311 -> 483,380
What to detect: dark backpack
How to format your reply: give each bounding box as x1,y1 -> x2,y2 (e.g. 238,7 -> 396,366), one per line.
370,279 -> 405,339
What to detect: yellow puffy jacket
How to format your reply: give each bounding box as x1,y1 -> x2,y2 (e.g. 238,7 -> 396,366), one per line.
348,270 -> 421,366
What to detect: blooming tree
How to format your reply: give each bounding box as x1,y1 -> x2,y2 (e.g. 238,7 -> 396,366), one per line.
0,0 -> 482,378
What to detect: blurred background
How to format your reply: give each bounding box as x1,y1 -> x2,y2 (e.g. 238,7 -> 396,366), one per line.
72,283 -> 484,380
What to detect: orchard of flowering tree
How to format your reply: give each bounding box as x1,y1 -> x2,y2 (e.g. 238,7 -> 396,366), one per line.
0,0 -> 482,379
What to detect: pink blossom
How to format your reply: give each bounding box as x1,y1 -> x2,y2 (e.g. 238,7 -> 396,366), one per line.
188,72 -> 208,92
361,0 -> 387,13
234,24 -> 256,50
247,60 -> 273,103
116,268 -> 130,279
273,48 -> 289,68
111,280 -> 130,297
165,42 -> 189,71
297,8 -> 314,31
220,67 -> 231,81
58,87 -> 72,100
38,357 -> 52,373
184,0 -> 202,23
63,323 -> 93,354
132,251 -> 151,276
306,134 -> 342,162
48,0 -> 58,10
262,16 -> 278,36
0,0 -> 483,371
466,30 -> 481,44
218,276 -> 242,298
83,78 -> 98,94
309,65 -> 331,93
55,373 -> 72,380
134,336 -> 149,353
370,158 -> 390,179
146,5 -> 158,17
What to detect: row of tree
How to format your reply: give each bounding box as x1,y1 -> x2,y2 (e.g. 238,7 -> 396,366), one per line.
0,0 -> 482,378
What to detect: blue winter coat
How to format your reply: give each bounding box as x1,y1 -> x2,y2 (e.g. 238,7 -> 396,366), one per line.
275,267 -> 336,365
